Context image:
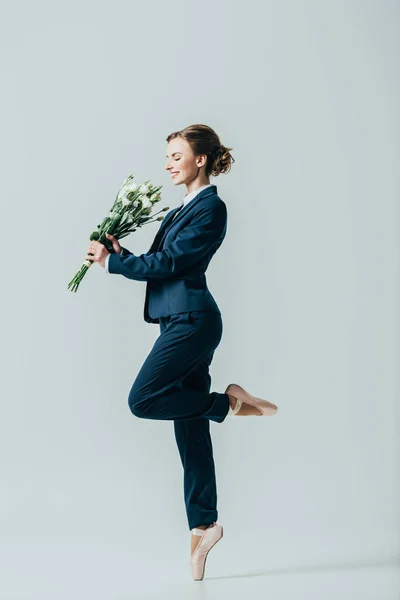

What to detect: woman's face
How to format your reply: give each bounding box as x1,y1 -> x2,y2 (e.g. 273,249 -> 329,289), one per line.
164,137 -> 206,186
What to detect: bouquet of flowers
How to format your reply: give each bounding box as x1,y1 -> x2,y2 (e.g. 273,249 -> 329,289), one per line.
67,173 -> 169,292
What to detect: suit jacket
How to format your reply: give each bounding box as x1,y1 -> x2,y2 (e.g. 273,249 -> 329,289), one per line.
108,184 -> 228,324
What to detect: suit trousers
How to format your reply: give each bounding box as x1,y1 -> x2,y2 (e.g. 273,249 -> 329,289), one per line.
128,310 -> 230,530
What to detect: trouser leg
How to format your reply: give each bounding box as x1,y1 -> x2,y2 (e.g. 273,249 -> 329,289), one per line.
128,311 -> 230,423
174,351 -> 219,530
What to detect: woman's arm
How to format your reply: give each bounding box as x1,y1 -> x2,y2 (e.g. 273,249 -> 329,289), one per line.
107,200 -> 227,281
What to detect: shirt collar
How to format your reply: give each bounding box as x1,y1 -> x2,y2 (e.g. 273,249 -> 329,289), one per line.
181,183 -> 214,207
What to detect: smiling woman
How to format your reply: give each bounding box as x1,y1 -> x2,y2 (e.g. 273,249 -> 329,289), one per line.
164,124 -> 234,195
103,123 -> 277,581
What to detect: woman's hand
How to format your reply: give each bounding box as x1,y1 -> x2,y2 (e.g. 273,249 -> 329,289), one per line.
105,232 -> 122,254
85,233 -> 122,268
85,240 -> 109,268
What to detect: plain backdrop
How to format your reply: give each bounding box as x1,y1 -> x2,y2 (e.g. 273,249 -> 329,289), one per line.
0,1 -> 398,598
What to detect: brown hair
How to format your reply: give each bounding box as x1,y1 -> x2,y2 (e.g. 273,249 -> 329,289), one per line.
166,124 -> 235,177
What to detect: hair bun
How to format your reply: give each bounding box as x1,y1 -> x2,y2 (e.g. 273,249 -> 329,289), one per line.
212,143 -> 234,175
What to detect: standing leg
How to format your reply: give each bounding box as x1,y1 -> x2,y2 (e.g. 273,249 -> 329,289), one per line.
173,350 -> 219,531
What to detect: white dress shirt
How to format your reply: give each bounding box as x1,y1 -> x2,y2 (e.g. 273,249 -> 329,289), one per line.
105,183 -> 213,273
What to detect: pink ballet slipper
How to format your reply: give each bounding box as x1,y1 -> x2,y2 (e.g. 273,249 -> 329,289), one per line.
225,383 -> 278,416
190,522 -> 223,581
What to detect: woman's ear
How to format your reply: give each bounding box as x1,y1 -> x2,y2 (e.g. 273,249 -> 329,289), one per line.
196,154 -> 207,168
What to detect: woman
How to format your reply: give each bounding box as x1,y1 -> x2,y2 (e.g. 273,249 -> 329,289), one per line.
86,124 -> 278,581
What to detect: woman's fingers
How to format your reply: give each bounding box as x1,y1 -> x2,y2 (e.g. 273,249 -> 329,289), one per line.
86,240 -> 109,262
87,241 -> 101,253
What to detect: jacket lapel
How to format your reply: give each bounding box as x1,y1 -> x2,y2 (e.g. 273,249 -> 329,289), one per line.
146,205 -> 182,254
146,185 -> 217,254
156,185 -> 217,250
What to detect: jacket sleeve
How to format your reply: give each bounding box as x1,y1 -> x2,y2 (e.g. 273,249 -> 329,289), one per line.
104,246 -> 131,274
107,201 -> 227,281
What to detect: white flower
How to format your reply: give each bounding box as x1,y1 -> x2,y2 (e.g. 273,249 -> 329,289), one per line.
117,182 -> 137,200
139,183 -> 149,194
126,182 -> 138,193
142,197 -> 152,209
121,196 -> 131,206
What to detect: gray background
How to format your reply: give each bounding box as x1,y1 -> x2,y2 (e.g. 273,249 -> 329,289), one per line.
0,1 -> 398,598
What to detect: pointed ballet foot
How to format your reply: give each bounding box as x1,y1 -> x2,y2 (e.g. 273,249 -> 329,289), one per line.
225,383 -> 278,416
190,522 -> 223,580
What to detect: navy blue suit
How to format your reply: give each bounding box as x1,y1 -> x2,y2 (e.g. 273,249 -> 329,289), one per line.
108,184 -> 227,323
107,184 -> 230,530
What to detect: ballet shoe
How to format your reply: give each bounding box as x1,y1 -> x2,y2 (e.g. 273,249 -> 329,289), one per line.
225,383 -> 278,416
190,521 -> 223,581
